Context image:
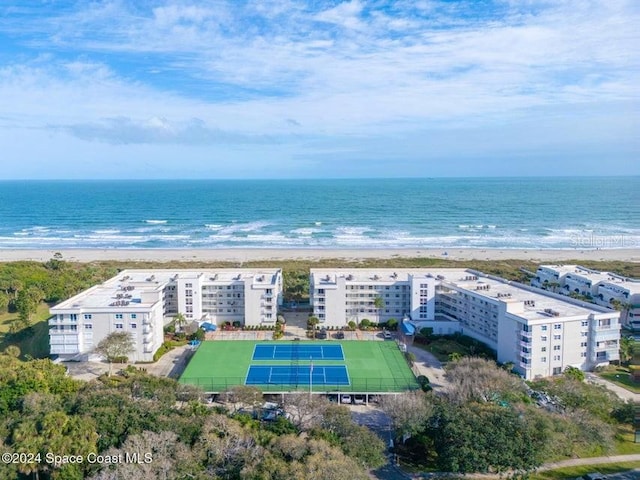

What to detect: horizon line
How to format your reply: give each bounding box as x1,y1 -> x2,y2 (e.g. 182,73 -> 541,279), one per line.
0,175 -> 639,182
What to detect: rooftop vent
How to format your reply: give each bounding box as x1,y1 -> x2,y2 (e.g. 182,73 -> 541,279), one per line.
346,274 -> 353,281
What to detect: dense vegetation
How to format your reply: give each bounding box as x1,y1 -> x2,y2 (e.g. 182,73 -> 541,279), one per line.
0,353 -> 385,480
385,358 -> 637,474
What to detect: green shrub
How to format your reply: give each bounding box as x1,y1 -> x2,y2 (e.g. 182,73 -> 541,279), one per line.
387,318 -> 398,331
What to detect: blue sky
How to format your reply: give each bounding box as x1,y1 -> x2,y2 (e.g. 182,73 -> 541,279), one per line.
0,0 -> 638,179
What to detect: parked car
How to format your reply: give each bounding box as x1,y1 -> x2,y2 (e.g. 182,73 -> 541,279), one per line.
353,395 -> 365,405
383,330 -> 392,339
334,331 -> 345,339
340,394 -> 352,404
317,328 -> 328,339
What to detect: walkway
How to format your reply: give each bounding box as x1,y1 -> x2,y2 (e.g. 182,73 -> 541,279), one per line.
585,372 -> 640,402
406,344 -> 449,391
410,454 -> 640,479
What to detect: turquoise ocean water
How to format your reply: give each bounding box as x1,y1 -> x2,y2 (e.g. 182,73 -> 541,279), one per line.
0,177 -> 638,250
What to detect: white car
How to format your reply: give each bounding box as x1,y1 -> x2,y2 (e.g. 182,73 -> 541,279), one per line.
383,331 -> 392,339
340,394 -> 352,404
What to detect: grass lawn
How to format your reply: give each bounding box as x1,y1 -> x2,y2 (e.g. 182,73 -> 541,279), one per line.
613,425 -> 640,455
529,461 -> 640,480
179,340 -> 418,393
413,336 -> 495,363
597,366 -> 640,394
0,302 -> 51,359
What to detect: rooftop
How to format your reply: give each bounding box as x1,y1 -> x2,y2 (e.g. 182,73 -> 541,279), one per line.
52,268 -> 281,311
311,268 -> 613,321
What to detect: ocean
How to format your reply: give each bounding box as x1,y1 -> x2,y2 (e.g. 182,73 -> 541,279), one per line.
0,177 -> 638,250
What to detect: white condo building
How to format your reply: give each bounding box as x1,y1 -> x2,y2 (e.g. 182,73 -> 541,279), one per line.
310,268 -> 620,380
532,265 -> 640,330
49,269 -> 283,362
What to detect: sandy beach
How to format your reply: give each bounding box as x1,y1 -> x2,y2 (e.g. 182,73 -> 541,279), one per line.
1,248 -> 639,263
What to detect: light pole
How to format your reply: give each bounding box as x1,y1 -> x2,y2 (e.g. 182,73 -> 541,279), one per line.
309,356 -> 313,399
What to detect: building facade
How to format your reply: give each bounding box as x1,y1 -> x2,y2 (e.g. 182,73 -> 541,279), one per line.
311,268 -> 620,380
532,265 -> 640,330
49,269 -> 283,362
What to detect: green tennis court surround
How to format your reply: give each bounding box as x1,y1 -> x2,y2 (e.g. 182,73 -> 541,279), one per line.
179,340 -> 419,393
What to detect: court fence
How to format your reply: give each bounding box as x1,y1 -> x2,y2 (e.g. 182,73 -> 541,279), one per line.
180,376 -> 420,393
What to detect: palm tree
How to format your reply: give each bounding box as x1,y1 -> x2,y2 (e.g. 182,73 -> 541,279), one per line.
619,336 -> 634,365
174,312 -> 187,333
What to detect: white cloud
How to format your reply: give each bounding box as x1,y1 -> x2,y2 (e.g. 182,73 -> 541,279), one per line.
0,0 -> 637,176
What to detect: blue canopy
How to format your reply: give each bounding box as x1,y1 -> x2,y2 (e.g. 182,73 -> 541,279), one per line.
401,322 -> 416,336
201,322 -> 217,332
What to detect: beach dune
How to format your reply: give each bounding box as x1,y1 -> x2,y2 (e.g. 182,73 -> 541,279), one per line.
1,248 -> 639,263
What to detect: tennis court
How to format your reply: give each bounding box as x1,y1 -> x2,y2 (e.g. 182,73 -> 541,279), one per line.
252,344 -> 344,361
179,340 -> 418,393
245,365 -> 349,386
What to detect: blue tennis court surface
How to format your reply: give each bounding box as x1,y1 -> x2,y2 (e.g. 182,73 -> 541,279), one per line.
246,365 -> 350,386
253,344 -> 344,361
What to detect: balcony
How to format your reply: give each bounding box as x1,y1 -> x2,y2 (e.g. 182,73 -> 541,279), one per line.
519,330 -> 533,339
519,339 -> 532,348
519,360 -> 531,369
143,325 -> 152,334
520,351 -> 532,359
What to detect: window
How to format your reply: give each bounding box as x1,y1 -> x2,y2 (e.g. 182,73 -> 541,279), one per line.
115,314 -> 123,319
554,324 -> 562,330
185,283 -> 192,288
581,321 -> 589,327
130,323 -> 137,329
581,331 -> 588,337
541,325 -> 547,331
553,334 -> 561,340
553,345 -> 561,351
115,323 -> 123,329
185,289 -> 193,297
553,355 -> 561,361
85,324 -> 92,330
552,367 -> 562,375
541,356 -> 547,362
541,336 -> 547,342
70,314 -> 78,321
581,352 -> 587,357
70,325 -> 77,331
131,314 -> 137,319
581,341 -> 587,347
541,346 -> 547,352
84,314 -> 92,320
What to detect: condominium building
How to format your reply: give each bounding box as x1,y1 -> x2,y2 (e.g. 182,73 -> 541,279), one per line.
311,268 -> 620,379
49,269 -> 282,362
532,265 -> 640,329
